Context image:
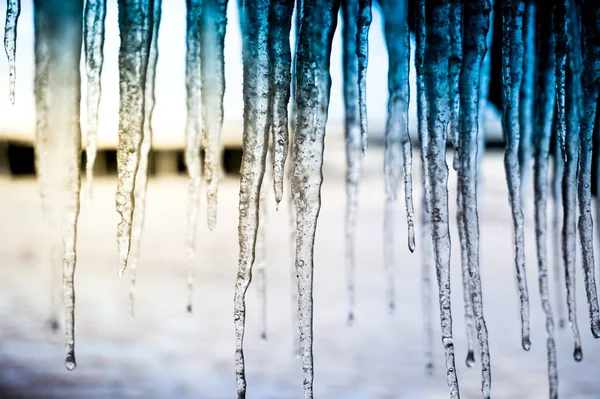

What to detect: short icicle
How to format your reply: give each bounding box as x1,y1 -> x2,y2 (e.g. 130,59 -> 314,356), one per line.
356,0 -> 371,154
4,0 -> 20,104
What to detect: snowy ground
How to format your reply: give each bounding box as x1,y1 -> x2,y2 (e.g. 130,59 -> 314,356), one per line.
0,144 -> 599,399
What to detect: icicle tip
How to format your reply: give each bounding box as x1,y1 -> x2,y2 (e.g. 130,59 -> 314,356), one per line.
465,350 -> 475,368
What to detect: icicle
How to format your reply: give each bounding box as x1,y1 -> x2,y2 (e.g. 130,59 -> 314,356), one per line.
116,0 -> 154,276
234,1 -> 271,397
291,0 -> 339,396
129,0 -> 162,318
255,152 -> 270,340
553,0 -> 568,161
83,0 -> 107,201
577,0 -> 600,339
33,0 -> 83,371
356,0 -> 371,154
381,0 -> 414,253
423,2 -> 460,396
501,0 -> 531,351
532,4 -> 558,396
458,1 -> 492,395
415,0 -> 434,373
3,0 -> 19,104
341,0 -> 361,323
448,0 -> 462,171
478,0 -> 494,176
383,196 -> 395,312
268,0 -> 294,204
200,0 -> 228,231
518,0 -> 535,201
551,135 -> 566,329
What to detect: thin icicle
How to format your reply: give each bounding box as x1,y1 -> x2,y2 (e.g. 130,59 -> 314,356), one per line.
129,0 -> 162,318
448,0 -> 462,171
551,135 -> 566,329
268,0 -> 294,204
381,0 -> 414,253
415,0 -> 434,373
577,0 -> 600,339
518,0 -> 535,201
83,0 -> 107,201
478,0 -> 493,177
501,0 -> 531,351
553,0 -> 568,160
4,0 -> 19,104
33,0 -> 83,371
533,4 -> 558,396
291,1 -> 339,397
234,1 -> 271,397
424,2 -> 460,396
341,0 -> 361,323
255,152 -> 270,341
356,0 -> 371,154
383,196 -> 395,312
200,0 -> 228,231
116,0 -> 154,276
458,1 -> 492,396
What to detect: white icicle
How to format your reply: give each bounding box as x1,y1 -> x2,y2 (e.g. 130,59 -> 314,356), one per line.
3,0 -> 20,104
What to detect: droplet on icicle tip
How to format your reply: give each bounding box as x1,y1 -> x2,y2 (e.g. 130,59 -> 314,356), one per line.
591,321 -> 600,339
522,336 -> 531,351
65,356 -> 76,371
347,311 -> 355,325
465,350 -> 475,368
574,345 -> 583,362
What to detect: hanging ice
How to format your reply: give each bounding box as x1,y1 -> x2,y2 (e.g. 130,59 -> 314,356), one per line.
553,0 -> 568,160
33,0 -> 83,371
129,0 -> 162,317
83,0 -> 107,200
357,0 -> 371,154
3,0 -> 20,104
448,0 -> 462,171
478,0 -> 494,176
551,134 -> 566,329
255,151 -> 271,340
200,0 -> 228,231
116,0 -> 154,276
234,0 -> 271,397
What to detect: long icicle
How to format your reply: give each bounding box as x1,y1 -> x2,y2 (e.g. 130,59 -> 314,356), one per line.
83,0 -> 107,201
478,0 -> 494,179
341,0 -> 361,322
268,0 -> 294,205
577,0 -> 600,339
255,151 -> 270,340
116,0 -> 154,276
129,0 -> 162,318
415,0 -> 434,373
501,0 -> 531,351
533,3 -> 558,396
448,0 -> 462,171
200,0 -> 228,231
4,0 -> 20,104
424,1 -> 460,396
33,0 -> 83,370
234,0 -> 271,397
553,0 -> 568,160
184,0 -> 202,314
291,0 -> 339,396
551,132 -> 566,329
356,0 -> 371,154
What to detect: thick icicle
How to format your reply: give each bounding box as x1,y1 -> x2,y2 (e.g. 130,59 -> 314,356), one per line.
356,0 -> 371,154
83,0 -> 107,200
268,0 -> 294,204
532,4 -> 558,396
501,0 -> 531,351
577,0 -> 600,339
423,1 -> 460,396
381,0 -> 415,253
116,0 -> 154,276
291,0 -> 339,396
478,0 -> 493,174
448,0 -> 462,171
200,0 -> 228,231
518,0 -> 535,200
458,1 -> 492,395
255,152 -> 270,340
341,0 -> 361,322
553,0 -> 568,160
415,0 -> 434,373
551,135 -> 566,328
234,1 -> 271,397
4,0 -> 20,104
33,0 -> 83,371
129,0 -> 162,318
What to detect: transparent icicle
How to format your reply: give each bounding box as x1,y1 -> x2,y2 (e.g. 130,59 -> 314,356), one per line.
448,0 -> 462,171
478,0 -> 493,178
551,135 -> 566,329
129,0 -> 162,318
356,0 -> 371,154
383,196 -> 395,312
518,0 -> 535,201
83,0 -> 107,201
501,0 -> 531,351
116,0 -> 154,276
424,2 -> 460,396
33,0 -> 83,371
415,0 -> 434,373
234,1 -> 271,397
4,0 -> 20,104
200,0 -> 228,231
577,0 -> 600,339
291,1 -> 339,397
533,4 -> 558,396
255,151 -> 270,340
553,0 -> 568,160
268,0 -> 294,204
381,0 -> 415,253
459,1 -> 493,396
341,0 -> 361,323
